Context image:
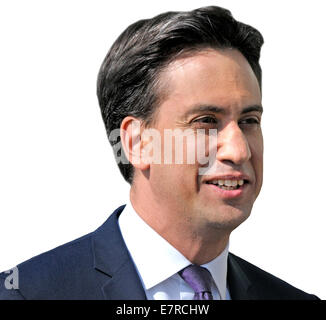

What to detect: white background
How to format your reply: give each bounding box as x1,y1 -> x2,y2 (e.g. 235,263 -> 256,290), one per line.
0,0 -> 325,299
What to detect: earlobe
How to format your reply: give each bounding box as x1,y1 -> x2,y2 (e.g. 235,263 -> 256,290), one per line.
120,116 -> 150,171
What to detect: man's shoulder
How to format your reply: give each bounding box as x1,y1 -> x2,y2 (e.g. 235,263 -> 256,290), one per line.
0,232 -> 95,300
17,232 -> 94,279
0,205 -> 127,300
228,252 -> 319,300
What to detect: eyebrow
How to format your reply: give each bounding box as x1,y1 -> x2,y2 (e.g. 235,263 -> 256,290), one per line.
241,105 -> 263,114
184,104 -> 263,117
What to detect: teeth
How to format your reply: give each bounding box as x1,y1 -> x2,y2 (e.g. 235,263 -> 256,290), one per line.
207,179 -> 245,187
231,180 -> 238,187
220,186 -> 233,190
225,180 -> 232,186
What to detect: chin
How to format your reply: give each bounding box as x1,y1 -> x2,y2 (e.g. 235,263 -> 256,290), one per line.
204,205 -> 252,231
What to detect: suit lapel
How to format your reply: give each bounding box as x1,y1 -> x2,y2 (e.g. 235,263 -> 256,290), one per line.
91,205 -> 261,300
101,260 -> 147,300
227,253 -> 258,300
91,205 -> 147,300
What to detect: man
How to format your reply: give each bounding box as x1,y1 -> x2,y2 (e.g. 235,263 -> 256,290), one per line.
0,6 -> 318,300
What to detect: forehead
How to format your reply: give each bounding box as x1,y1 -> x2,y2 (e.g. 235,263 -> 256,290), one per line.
155,48 -> 261,119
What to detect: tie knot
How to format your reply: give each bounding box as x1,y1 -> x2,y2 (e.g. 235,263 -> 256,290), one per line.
178,265 -> 214,300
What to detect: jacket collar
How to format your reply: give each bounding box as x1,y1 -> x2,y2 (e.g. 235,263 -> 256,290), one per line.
92,205 -> 257,300
227,253 -> 258,299
91,205 -> 147,300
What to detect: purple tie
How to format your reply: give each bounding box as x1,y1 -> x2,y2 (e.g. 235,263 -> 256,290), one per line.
178,265 -> 214,300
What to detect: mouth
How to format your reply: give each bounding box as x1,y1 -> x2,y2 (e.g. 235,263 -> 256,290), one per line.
204,178 -> 250,199
205,178 -> 249,190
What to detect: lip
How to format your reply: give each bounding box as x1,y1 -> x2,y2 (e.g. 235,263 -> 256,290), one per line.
204,182 -> 248,199
203,173 -> 251,183
202,173 -> 251,199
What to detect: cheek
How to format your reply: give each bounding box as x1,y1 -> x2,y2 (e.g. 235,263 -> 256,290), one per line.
151,163 -> 197,196
249,133 -> 264,190
248,129 -> 263,161
150,165 -> 197,213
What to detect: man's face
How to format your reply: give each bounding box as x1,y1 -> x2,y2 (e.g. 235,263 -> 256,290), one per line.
145,48 -> 263,234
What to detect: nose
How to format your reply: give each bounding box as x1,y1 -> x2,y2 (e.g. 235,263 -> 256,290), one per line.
216,122 -> 251,165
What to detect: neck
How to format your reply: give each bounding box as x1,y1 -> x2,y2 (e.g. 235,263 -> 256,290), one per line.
130,182 -> 230,265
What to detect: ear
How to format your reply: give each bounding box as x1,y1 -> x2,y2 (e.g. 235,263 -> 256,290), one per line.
120,116 -> 150,171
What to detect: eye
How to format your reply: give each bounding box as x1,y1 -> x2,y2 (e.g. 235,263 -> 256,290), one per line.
238,117 -> 260,126
192,116 -> 218,124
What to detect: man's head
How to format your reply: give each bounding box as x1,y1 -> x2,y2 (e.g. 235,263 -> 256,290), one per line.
97,6 -> 263,184
97,6 -> 264,255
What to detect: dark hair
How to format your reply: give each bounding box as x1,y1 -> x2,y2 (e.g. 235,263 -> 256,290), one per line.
97,6 -> 264,184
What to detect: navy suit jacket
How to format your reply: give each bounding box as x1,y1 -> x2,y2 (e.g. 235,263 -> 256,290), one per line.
0,205 -> 318,300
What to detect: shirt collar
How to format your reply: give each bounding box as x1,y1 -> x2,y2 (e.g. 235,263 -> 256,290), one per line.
118,197 -> 229,299
201,241 -> 229,300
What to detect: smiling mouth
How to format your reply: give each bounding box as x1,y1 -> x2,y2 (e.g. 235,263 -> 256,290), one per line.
205,179 -> 248,190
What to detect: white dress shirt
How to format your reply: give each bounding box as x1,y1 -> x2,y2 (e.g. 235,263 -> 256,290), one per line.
118,198 -> 231,300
